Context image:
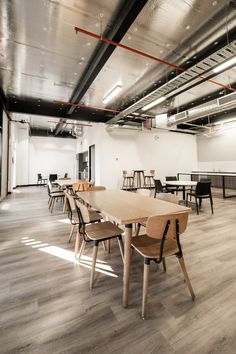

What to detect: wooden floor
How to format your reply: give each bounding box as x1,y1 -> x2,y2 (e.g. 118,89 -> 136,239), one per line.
0,187 -> 236,354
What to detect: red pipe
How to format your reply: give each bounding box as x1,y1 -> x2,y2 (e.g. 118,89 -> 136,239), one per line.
53,100 -> 120,113
74,26 -> 236,93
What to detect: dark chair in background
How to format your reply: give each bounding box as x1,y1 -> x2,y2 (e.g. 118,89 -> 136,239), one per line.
186,181 -> 213,215
37,173 -> 47,185
154,179 -> 171,198
165,176 -> 183,194
64,173 -> 68,178
37,173 -> 42,184
49,174 -> 58,182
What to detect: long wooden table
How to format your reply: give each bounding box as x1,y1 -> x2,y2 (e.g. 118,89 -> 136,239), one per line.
78,189 -> 191,307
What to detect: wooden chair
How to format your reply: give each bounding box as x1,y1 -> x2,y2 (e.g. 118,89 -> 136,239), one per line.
72,181 -> 90,194
144,170 -> 155,188
131,212 -> 195,319
47,181 -> 64,213
75,200 -> 124,289
122,170 -> 135,190
186,181 -> 213,215
64,192 -> 81,243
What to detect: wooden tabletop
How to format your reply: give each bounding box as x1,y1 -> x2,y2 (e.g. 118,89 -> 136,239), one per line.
56,179 -> 91,187
78,189 -> 191,225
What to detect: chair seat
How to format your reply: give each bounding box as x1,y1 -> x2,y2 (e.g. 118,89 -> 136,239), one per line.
187,192 -> 210,198
131,235 -> 178,259
85,221 -> 123,241
51,191 -> 64,197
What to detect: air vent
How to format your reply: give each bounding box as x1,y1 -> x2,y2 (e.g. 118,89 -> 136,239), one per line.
218,92 -> 236,106
174,111 -> 187,120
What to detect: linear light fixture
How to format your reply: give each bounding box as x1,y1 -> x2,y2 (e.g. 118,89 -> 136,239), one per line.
213,57 -> 236,73
103,84 -> 122,104
142,96 -> 166,111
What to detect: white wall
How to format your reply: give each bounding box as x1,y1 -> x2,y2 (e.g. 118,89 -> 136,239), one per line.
77,124 -> 198,189
0,111 -> 8,200
197,127 -> 236,172
16,124 -> 29,185
29,136 -> 77,184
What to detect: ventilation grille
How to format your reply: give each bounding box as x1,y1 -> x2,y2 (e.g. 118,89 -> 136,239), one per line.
218,92 -> 236,106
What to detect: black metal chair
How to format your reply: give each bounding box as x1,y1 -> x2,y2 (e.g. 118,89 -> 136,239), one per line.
186,181 -> 213,215
49,174 -> 58,182
154,179 -> 171,198
165,176 -> 183,194
37,173 -> 42,184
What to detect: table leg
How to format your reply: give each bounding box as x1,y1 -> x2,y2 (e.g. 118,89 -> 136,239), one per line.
183,186 -> 186,201
123,223 -> 132,308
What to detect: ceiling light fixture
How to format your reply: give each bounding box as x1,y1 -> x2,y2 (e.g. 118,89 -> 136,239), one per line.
142,96 -> 166,111
103,84 -> 122,104
213,57 -> 236,73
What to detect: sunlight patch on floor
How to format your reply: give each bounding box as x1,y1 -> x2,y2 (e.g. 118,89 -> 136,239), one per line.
56,218 -> 70,224
20,237 -> 118,278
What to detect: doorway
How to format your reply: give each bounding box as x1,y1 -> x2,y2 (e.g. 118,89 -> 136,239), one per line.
89,144 -> 95,182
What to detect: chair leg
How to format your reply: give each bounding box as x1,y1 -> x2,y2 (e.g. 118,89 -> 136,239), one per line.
117,235 -> 124,263
76,239 -> 85,260
177,256 -> 195,300
142,259 -> 150,319
90,241 -> 99,289
210,195 -> 214,214
74,232 -> 81,258
195,197 -> 199,215
68,224 -> 76,243
135,223 -> 141,236
51,198 -> 55,213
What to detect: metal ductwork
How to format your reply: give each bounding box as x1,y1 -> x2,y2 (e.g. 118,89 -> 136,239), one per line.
168,91 -> 236,126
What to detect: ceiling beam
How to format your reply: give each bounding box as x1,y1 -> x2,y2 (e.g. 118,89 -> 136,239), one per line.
67,0 -> 148,115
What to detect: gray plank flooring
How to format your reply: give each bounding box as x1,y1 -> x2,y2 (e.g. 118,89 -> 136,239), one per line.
0,187 -> 236,354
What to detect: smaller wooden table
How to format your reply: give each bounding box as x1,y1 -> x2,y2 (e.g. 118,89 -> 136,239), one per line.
133,170 -> 145,189
165,180 -> 197,200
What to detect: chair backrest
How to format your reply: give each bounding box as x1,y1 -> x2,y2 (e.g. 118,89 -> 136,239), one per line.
37,173 -> 42,179
48,180 -> 53,193
64,173 -> 68,178
166,176 -> 177,181
123,170 -> 128,177
195,181 -> 211,196
64,191 -> 76,212
136,189 -> 151,197
156,193 -> 179,204
49,174 -> 58,182
87,186 -> 106,191
75,199 -> 91,223
146,212 -> 189,241
72,181 -> 90,193
154,179 -> 164,193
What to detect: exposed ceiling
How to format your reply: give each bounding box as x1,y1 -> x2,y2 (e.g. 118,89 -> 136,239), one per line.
0,0 -> 236,135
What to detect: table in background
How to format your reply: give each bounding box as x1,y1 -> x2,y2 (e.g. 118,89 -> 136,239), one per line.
177,172 -> 236,198
165,180 -> 197,201
78,189 -> 191,308
133,170 -> 145,189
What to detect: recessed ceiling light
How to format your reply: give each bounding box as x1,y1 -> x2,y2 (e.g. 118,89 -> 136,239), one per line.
74,72 -> 78,76
185,25 -> 190,30
212,0 -> 218,6
87,42 -> 91,46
